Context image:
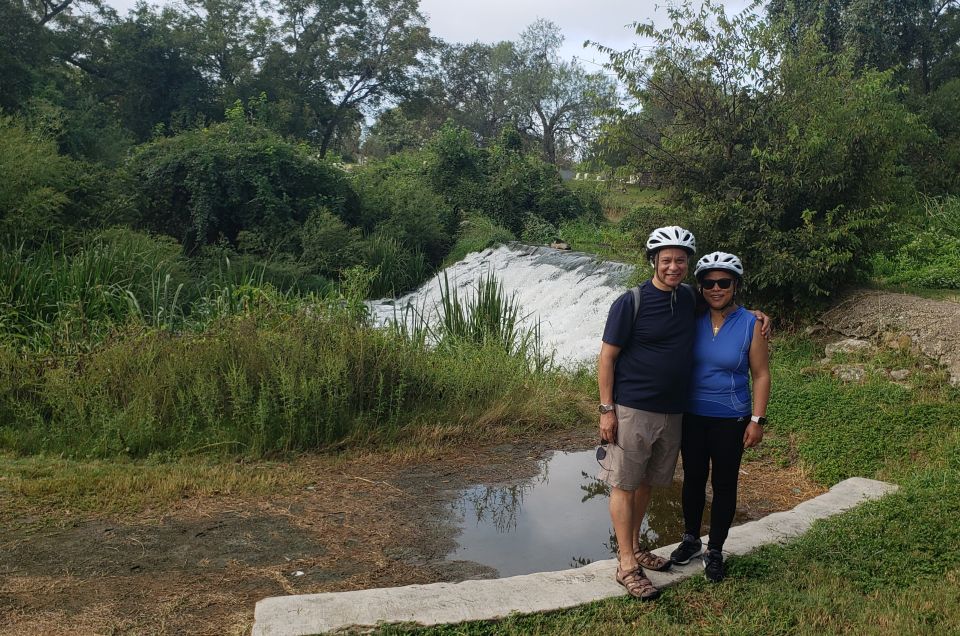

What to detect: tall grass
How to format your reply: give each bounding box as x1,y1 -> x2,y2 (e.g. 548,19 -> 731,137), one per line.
391,272 -> 552,372
0,281 -> 579,459
0,229 -> 186,351
871,194 -> 960,289
0,229 -> 317,351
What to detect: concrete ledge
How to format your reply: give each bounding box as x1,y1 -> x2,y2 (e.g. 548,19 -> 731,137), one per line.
252,477 -> 898,636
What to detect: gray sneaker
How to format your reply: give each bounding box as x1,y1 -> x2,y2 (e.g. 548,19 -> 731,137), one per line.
669,533 -> 703,565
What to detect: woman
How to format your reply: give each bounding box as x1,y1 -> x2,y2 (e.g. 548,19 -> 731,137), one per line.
669,251 -> 771,582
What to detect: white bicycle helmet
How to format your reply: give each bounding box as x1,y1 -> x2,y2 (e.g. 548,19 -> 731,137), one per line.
646,225 -> 696,256
695,251 -> 744,278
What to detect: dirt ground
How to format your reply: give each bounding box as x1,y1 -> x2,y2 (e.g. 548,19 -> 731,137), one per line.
0,427 -> 823,636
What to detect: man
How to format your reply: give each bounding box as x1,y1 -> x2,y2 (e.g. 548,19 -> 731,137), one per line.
597,225 -> 697,601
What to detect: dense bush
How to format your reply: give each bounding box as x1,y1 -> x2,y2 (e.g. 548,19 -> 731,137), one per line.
422,124 -> 592,235
0,116 -> 112,244
353,153 -> 456,267
125,111 -> 360,255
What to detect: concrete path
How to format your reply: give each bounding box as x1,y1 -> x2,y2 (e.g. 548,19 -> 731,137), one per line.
253,477 -> 897,636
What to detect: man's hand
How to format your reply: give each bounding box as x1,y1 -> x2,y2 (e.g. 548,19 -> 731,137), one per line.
743,421 -> 763,448
750,309 -> 773,339
600,411 -> 618,444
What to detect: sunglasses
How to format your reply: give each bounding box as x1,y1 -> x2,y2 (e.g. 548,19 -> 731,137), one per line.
701,279 -> 734,290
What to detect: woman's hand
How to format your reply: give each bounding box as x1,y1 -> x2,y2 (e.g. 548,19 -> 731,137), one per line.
600,411 -> 618,444
743,421 -> 764,448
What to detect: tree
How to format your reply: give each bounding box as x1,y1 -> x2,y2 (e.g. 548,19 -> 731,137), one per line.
0,1 -> 53,112
175,0 -> 275,101
512,19 -> 617,164
600,1 -> 928,312
267,0 -> 430,155
769,0 -> 960,94
68,4 -> 219,141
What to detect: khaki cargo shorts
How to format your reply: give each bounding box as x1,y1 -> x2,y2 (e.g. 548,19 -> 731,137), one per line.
597,405 -> 682,489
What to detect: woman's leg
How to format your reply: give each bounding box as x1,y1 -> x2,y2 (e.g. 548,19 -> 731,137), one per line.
680,413 -> 710,537
706,418 -> 749,550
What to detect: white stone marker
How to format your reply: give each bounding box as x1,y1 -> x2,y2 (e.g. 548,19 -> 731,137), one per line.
253,477 -> 897,636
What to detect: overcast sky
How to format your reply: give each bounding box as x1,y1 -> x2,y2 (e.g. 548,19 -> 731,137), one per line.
105,0 -> 755,65
419,0 -> 753,66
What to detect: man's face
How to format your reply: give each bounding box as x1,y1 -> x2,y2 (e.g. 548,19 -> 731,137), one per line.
654,247 -> 689,288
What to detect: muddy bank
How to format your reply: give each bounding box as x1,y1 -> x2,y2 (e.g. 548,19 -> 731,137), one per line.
1,429 -> 820,635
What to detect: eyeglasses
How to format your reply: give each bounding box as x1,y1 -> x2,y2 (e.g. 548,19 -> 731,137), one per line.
701,279 -> 734,290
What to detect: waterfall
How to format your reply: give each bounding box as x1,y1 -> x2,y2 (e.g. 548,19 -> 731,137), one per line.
369,243 -> 638,368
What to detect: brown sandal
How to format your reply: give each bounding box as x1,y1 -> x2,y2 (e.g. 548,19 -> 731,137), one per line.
634,548 -> 672,572
616,566 -> 661,601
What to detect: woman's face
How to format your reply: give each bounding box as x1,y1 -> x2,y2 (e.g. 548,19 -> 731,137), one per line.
699,272 -> 737,309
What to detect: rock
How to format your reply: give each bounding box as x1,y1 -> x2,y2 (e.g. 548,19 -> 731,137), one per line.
832,364 -> 867,382
804,324 -> 831,336
889,369 -> 911,381
882,331 -> 913,351
549,242 -> 571,251
825,338 -> 873,358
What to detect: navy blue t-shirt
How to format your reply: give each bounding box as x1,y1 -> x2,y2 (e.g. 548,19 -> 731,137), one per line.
601,281 -> 696,414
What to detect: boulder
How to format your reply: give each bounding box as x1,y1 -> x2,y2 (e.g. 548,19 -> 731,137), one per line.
825,338 -> 873,358
889,369 -> 911,382
550,242 -> 571,251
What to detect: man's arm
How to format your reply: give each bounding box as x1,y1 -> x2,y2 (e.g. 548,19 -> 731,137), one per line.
598,342 -> 622,443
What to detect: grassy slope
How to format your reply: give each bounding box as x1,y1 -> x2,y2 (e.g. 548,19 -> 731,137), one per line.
376,336 -> 960,635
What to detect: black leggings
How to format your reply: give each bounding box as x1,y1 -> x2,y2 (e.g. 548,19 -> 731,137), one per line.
680,413 -> 748,551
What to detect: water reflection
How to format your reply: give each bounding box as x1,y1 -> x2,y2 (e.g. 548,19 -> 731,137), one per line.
448,450 -> 698,577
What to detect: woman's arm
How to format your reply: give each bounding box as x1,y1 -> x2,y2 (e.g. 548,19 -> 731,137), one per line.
598,342 -> 622,443
745,319 -> 771,448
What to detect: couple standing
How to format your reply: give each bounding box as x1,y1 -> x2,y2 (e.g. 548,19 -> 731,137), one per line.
597,225 -> 771,600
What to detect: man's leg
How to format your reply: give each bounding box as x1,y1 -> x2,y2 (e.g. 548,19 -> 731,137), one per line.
629,484 -> 652,554
610,485 -> 639,571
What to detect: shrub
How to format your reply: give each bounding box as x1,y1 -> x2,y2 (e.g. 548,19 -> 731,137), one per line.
0,115 -> 83,244
353,158 -> 455,266
124,116 -> 359,254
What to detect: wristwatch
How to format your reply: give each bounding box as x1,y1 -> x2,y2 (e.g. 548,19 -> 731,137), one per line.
750,415 -> 768,427
599,403 -> 615,414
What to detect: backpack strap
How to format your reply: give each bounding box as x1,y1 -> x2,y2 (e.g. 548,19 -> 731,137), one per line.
630,280 -> 647,326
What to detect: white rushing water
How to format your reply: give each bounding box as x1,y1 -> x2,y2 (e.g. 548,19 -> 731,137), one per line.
369,243 -> 637,368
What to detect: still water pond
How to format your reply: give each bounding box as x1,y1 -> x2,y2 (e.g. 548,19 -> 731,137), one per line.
448,450 -> 698,577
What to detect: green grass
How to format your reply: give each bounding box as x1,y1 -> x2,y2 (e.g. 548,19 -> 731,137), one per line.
0,452 -> 315,521
0,272 -> 587,459
373,334 -> 960,635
